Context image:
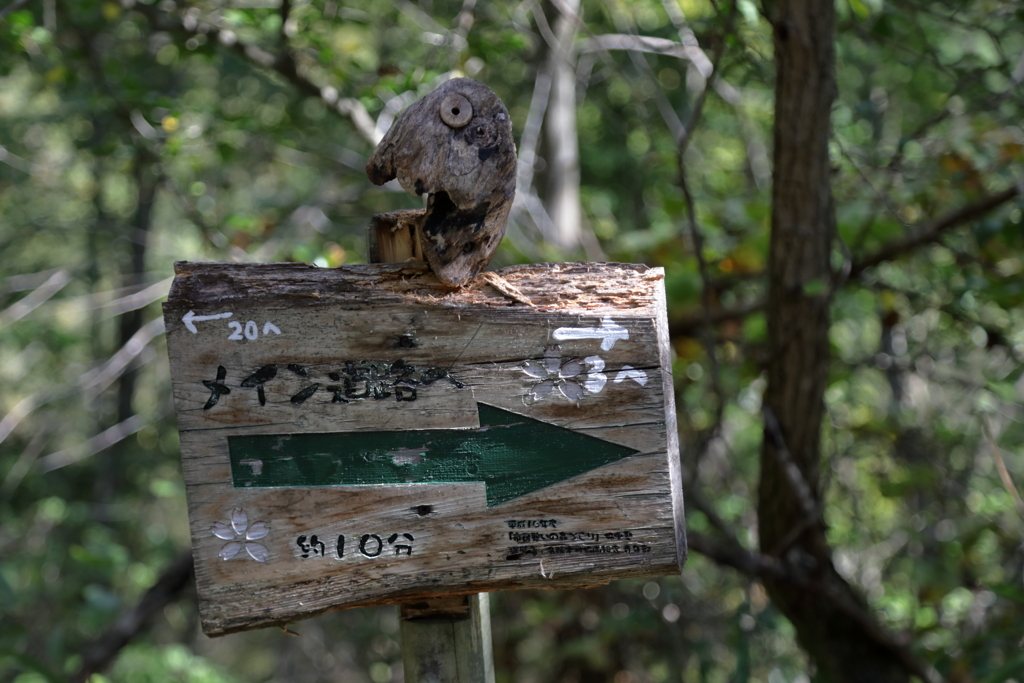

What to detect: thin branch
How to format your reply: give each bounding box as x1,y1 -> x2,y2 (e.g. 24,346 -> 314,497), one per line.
577,33 -> 703,61
762,405 -> 826,559
850,185 -> 1021,277
95,277 -> 173,319
658,0 -> 715,76
130,3 -> 378,145
449,0 -> 477,66
679,162 -> 726,432
669,300 -> 766,338
668,183 -> 1020,341
762,406 -> 819,522
529,0 -> 558,51
37,412 -> 153,473
73,551 -> 195,683
672,6 -> 735,448
982,417 -> 1024,520
516,66 -> 548,194
80,316 -> 166,397
510,56 -> 554,245
689,535 -> 943,683
835,136 -> 909,234
685,484 -> 743,543
687,531 -> 788,580
0,432 -> 47,494
0,269 -> 71,325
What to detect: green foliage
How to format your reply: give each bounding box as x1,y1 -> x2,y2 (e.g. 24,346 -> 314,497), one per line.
1,0 -> 1023,682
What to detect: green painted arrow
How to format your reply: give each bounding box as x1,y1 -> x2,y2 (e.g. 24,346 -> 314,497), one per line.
228,403 -> 638,507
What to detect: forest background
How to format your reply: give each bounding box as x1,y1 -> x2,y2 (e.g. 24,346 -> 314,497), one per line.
1,0 -> 1023,682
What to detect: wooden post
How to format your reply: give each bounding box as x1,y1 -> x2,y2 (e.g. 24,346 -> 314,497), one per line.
369,212 -> 496,683
398,594 -> 494,683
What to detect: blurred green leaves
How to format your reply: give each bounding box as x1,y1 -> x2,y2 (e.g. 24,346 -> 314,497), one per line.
1,0 -> 1023,681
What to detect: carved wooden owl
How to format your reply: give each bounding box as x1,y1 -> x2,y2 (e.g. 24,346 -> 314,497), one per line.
366,78 -> 517,287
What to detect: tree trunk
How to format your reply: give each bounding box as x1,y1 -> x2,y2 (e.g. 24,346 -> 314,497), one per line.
757,1 -> 910,681
116,150 -> 156,426
544,0 -> 581,250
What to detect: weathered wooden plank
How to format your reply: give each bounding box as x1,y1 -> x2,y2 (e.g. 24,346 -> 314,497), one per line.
163,261 -> 685,635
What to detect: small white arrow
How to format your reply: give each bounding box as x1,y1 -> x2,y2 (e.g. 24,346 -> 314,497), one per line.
182,310 -> 233,334
614,365 -> 648,387
553,316 -> 629,351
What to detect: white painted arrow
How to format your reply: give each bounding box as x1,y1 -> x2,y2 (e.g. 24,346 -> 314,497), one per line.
552,316 -> 629,351
182,310 -> 233,334
614,365 -> 648,387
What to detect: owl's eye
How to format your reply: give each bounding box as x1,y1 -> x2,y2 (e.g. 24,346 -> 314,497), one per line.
462,242 -> 476,254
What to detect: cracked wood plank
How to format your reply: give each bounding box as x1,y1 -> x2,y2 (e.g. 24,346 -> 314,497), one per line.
163,261 -> 685,635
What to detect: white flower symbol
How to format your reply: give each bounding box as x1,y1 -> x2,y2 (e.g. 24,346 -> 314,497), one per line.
211,508 -> 270,562
523,353 -> 585,402
522,347 -> 607,402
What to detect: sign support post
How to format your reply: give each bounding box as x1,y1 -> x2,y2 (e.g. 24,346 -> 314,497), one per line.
398,594 -> 493,683
370,215 -> 496,683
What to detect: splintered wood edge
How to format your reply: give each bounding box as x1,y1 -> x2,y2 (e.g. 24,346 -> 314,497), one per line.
168,261 -> 664,313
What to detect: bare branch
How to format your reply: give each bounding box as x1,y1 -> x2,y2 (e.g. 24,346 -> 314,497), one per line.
684,485 -> 743,543
669,300 -> 766,338
515,69 -> 552,198
0,269 -> 71,325
37,412 -> 153,473
982,417 -> 1024,520
658,0 -> 715,76
0,394 -> 46,449
691,532 -> 943,683
687,531 -> 788,581
577,33 -> 702,61
688,531 -> 944,683
0,432 -> 47,494
73,551 -> 194,683
678,160 -> 725,433
762,405 -> 819,523
130,3 -> 379,146
850,185 -> 1021,277
95,277 -> 174,319
80,317 -> 166,397
509,68 -> 557,249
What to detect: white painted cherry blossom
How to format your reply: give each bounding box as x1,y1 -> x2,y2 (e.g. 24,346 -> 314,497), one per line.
522,347 -> 607,403
211,508 -> 270,562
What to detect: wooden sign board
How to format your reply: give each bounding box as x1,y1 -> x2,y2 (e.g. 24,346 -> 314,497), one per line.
163,261 -> 686,636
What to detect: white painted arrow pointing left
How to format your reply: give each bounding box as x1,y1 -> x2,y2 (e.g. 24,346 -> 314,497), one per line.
183,310 -> 233,334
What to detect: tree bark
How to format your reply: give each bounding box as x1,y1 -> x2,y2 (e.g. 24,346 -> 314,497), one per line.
758,1 -> 910,681
544,0 -> 582,250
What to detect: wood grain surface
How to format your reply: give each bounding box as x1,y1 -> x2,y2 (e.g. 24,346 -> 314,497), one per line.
163,261 -> 686,635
